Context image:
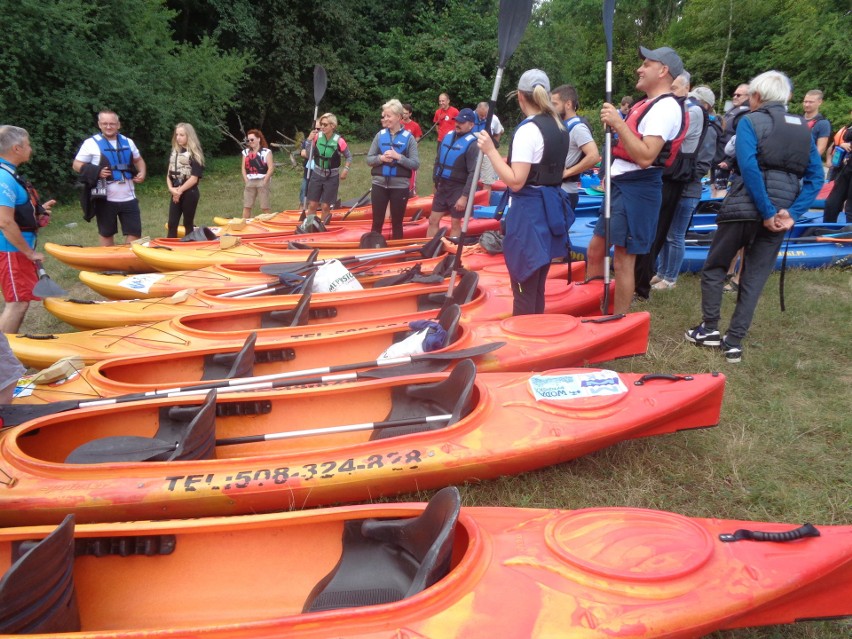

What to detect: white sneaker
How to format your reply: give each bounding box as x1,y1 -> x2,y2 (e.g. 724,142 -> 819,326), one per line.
652,279 -> 676,290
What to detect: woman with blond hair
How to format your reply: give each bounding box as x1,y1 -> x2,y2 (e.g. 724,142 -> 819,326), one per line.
366,99 -> 420,239
241,129 -> 274,218
476,69 -> 573,315
166,123 -> 205,238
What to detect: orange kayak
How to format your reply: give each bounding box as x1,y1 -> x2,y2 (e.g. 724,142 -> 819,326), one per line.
11,266 -> 629,369
11,305 -> 648,404
2,486 -> 849,637
45,218 -> 500,273
45,262 -> 587,330
0,363 -> 721,525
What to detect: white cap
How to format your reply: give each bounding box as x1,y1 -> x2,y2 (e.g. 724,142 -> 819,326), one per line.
689,86 -> 716,108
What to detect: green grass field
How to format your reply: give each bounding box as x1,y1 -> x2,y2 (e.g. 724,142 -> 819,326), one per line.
18,140 -> 852,638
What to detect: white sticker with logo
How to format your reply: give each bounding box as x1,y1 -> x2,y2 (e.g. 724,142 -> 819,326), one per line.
528,370 -> 627,401
119,273 -> 166,293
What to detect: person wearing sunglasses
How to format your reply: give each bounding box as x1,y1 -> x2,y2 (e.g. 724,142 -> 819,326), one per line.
304,114 -> 352,223
241,129 -> 274,218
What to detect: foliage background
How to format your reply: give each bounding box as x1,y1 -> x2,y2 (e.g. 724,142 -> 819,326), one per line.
2,0 -> 851,195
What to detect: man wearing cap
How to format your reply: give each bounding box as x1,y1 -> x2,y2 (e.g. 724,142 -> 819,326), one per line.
428,108 -> 479,238
635,71 -> 707,296
586,45 -> 687,314
433,93 -> 460,143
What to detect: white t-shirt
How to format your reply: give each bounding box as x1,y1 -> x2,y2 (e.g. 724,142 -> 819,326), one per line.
561,118 -> 594,194
75,135 -> 141,202
510,117 -> 544,165
490,114 -> 505,136
611,96 -> 683,177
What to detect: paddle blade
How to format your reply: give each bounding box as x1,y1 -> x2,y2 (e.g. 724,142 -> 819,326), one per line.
603,0 -> 615,57
313,65 -> 327,105
497,0 -> 534,67
0,400 -> 83,427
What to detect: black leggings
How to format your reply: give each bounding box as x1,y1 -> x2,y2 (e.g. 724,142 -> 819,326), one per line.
511,263 -> 551,315
370,185 -> 409,239
167,187 -> 201,238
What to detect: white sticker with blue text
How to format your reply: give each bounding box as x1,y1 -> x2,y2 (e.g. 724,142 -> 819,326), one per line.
119,273 -> 166,293
529,371 -> 627,401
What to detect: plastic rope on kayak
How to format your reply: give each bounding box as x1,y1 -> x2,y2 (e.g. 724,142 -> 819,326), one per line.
719,523 -> 820,543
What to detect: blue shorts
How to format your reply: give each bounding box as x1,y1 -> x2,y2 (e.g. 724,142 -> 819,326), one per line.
593,168 -> 663,254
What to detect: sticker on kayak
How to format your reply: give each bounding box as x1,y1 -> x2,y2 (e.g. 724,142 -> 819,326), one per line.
119,273 -> 166,293
528,371 -> 627,401
13,370 -> 82,398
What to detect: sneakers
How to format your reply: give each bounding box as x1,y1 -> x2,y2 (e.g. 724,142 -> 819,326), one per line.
652,279 -> 676,290
684,323 -> 721,347
720,336 -> 743,363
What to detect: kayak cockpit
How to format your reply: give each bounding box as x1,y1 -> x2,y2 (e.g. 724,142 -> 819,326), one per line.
0,488 -> 467,633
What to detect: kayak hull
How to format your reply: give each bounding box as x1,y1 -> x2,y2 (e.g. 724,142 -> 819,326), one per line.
0,367 -> 721,525
12,308 -> 649,401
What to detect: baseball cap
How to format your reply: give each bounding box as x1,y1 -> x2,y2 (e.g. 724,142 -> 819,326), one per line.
517,69 -> 551,94
689,86 -> 716,108
455,108 -> 476,123
639,46 -> 684,79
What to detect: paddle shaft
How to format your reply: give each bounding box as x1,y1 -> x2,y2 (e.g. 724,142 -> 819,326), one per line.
601,0 -> 616,313
301,65 -> 328,213
340,189 -> 372,220
216,414 -> 452,445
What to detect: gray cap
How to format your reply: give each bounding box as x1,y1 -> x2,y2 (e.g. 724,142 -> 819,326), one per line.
639,46 -> 684,79
689,86 -> 716,108
518,69 -> 550,94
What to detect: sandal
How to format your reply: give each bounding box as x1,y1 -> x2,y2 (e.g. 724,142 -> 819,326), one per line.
723,280 -> 739,293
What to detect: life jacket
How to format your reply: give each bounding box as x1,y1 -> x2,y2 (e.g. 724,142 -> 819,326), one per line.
94,134 -> 134,181
371,128 -> 413,178
0,163 -> 42,232
243,148 -> 270,176
715,105 -> 749,165
806,113 -> 826,130
314,133 -> 342,170
716,103 -> 811,224
473,114 -> 487,133
433,131 -> 477,183
612,94 -> 688,169
509,114 -> 570,187
664,99 -> 708,182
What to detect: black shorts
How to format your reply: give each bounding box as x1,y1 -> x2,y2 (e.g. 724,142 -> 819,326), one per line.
306,172 -> 341,205
97,199 -> 142,238
432,179 -> 467,219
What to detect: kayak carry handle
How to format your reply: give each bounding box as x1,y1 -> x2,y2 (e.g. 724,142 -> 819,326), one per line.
581,314 -> 625,324
719,523 -> 820,543
633,374 -> 694,386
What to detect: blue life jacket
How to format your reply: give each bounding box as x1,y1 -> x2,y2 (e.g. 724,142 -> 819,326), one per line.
94,134 -> 134,181
473,114 -> 487,133
371,128 -> 413,178
0,162 -> 41,232
433,131 -> 477,183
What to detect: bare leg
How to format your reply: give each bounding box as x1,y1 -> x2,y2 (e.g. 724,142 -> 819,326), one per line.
98,235 -> 115,247
427,210 -> 445,237
585,235 -> 606,280
0,301 -> 30,334
612,246 -> 636,315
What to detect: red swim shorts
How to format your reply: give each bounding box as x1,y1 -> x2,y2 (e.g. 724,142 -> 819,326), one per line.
0,252 -> 39,302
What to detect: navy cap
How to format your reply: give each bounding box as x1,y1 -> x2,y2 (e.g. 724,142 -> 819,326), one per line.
455,108 -> 476,123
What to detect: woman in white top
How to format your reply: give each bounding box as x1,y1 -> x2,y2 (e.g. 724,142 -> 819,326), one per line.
241,129 -> 274,218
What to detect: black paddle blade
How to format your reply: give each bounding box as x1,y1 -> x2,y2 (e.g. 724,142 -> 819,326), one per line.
0,400 -> 83,427
420,228 -> 447,258
358,358 -> 450,378
497,0 -> 534,67
314,65 -> 327,105
603,0 -> 616,55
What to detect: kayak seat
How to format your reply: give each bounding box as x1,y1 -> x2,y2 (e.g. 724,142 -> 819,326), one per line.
179,226 -> 217,242
359,232 -> 388,249
420,270 -> 478,310
0,514 -> 80,634
302,486 -> 460,613
262,272 -> 315,328
203,333 -> 257,381
437,303 -> 461,345
371,359 -> 475,440
65,390 -> 218,464
798,223 -> 852,238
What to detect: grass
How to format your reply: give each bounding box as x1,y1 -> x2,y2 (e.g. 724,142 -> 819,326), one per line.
19,140 -> 852,638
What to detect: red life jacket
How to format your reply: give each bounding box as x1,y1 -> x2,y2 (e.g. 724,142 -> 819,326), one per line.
611,94 -> 688,169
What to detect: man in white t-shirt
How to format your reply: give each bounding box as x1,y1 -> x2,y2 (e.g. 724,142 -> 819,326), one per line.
474,102 -> 505,197
586,46 -> 685,314
72,110 -> 146,247
551,84 -> 601,210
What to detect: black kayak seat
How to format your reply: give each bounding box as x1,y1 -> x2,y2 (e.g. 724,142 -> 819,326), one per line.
302,486 -> 461,613
798,223 -> 852,238
421,269 -> 478,310
261,272 -> 315,328
65,390 -> 218,464
371,358 -> 475,440
204,332 -> 257,381
0,514 -> 80,634
359,232 -> 388,249
179,226 -> 218,242
437,303 -> 461,345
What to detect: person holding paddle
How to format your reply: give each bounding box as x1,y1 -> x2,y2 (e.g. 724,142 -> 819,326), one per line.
304,113 -> 353,223
366,99 -> 420,239
0,125 -> 54,334
475,69 -> 573,315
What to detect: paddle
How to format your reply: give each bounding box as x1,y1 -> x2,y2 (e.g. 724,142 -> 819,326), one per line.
215,414 -> 452,446
0,341 -> 504,426
258,229 -> 446,277
444,0 -> 534,307
418,121 -> 438,142
300,64 -> 328,219
340,189 -> 372,221
600,0 -> 616,313
32,260 -> 68,298
684,233 -> 852,245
